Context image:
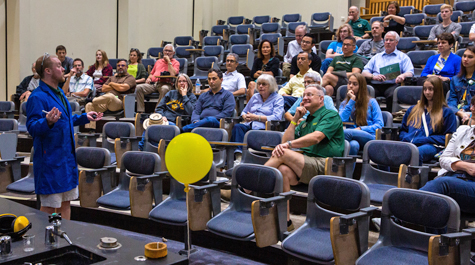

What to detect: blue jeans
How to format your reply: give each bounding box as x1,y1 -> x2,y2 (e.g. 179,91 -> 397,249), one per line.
230,123 -> 252,153
321,58 -> 334,75
344,129 -> 375,155
418,144 -> 440,164
182,117 -> 220,132
421,176 -> 475,214
283,96 -> 298,112
138,121 -> 175,151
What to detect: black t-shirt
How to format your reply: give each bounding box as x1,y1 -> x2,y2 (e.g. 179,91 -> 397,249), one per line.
382,14 -> 405,35
250,57 -> 280,78
290,51 -> 322,75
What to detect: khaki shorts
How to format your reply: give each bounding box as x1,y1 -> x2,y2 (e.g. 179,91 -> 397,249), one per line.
300,156 -> 326,184
40,187 -> 78,208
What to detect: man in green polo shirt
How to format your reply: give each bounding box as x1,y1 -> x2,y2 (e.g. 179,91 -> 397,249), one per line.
347,6 -> 371,40
321,36 -> 364,96
264,84 -> 344,230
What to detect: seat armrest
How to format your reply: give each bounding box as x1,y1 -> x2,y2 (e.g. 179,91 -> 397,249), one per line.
260,191 -> 295,204
135,171 -> 169,180
77,133 -> 101,137
338,206 -> 378,235
438,232 -> 473,257
406,165 -> 430,188
462,228 -> 475,235
0,156 -> 26,164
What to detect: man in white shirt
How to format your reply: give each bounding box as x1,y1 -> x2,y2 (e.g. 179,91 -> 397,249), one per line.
282,25 -> 317,78
222,53 -> 246,96
62,58 -> 94,106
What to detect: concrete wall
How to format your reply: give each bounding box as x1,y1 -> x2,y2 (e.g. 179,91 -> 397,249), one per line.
1,0 -> 352,100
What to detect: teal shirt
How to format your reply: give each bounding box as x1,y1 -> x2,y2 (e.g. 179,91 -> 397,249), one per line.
349,18 -> 371,37
295,106 -> 345,158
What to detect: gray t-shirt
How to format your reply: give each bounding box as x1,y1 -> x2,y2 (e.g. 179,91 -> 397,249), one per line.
428,22 -> 462,40
357,39 -> 385,59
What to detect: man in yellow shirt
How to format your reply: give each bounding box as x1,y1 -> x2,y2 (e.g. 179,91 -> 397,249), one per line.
278,51 -> 320,111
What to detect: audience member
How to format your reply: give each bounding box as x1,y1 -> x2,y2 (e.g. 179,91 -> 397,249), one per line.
182,69 -> 235,132
62,58 -> 93,106
135,44 -> 180,113
247,40 -> 280,101
128,48 -> 148,84
138,74 -> 197,150
420,96 -> 475,215
428,4 -> 461,41
16,62 -> 40,102
400,76 -> 457,163
279,52 -> 320,110
321,24 -> 358,74
221,53 -> 246,96
264,84 -> 344,230
339,73 -> 383,155
357,21 -> 385,60
231,74 -> 284,165
85,59 -> 136,132
448,46 -> 475,123
346,6 -> 371,40
285,73 -> 337,123
289,34 -> 321,79
26,53 -> 102,219
56,45 -> 73,88
362,31 -> 414,111
321,37 -> 364,96
86,49 -> 113,92
421,33 -> 461,94
381,1 -> 406,36
283,26 -> 318,78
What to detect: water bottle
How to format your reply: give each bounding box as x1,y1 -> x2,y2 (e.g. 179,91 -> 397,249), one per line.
195,79 -> 201,94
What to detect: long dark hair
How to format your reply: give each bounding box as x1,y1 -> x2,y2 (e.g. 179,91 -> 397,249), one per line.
407,76 -> 447,132
458,46 -> 475,78
345,73 -> 370,126
257,40 -> 275,59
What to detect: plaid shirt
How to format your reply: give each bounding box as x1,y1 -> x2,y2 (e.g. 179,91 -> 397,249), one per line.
69,73 -> 94,93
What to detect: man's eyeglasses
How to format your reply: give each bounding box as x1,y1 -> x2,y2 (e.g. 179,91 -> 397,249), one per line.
304,80 -> 316,84
226,59 -> 236,63
301,40 -> 312,45
343,43 -> 355,47
41,52 -> 50,72
117,64 -> 127,68
73,64 -> 82,68
163,49 -> 174,53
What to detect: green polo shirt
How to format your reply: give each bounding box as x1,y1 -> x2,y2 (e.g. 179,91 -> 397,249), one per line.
349,18 -> 371,37
295,106 -> 345,158
330,54 -> 364,72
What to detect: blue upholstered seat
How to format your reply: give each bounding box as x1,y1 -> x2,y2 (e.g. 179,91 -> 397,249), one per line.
96,190 -> 131,210
357,246 -> 428,265
7,177 -> 35,194
282,227 -> 333,262
282,176 -> 371,264
149,199 -> 187,224
206,211 -> 254,239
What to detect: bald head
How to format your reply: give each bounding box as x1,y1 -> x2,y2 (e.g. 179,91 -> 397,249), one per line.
348,6 -> 359,21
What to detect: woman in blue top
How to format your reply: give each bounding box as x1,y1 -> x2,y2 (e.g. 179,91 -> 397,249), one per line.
447,45 -> 475,124
321,24 -> 359,74
400,76 -> 457,163
231,74 -> 284,165
339,73 -> 383,155
421,33 -> 461,93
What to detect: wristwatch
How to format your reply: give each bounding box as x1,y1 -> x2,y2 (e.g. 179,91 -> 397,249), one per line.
168,62 -> 172,65
287,141 -> 292,148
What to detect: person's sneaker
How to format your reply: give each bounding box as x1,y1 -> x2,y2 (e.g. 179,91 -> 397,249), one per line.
287,220 -> 294,232
220,189 -> 231,201
470,254 -> 475,264
233,160 -> 241,167
372,218 -> 381,231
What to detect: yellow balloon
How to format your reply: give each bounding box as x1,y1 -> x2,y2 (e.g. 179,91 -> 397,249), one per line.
165,133 -> 213,185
